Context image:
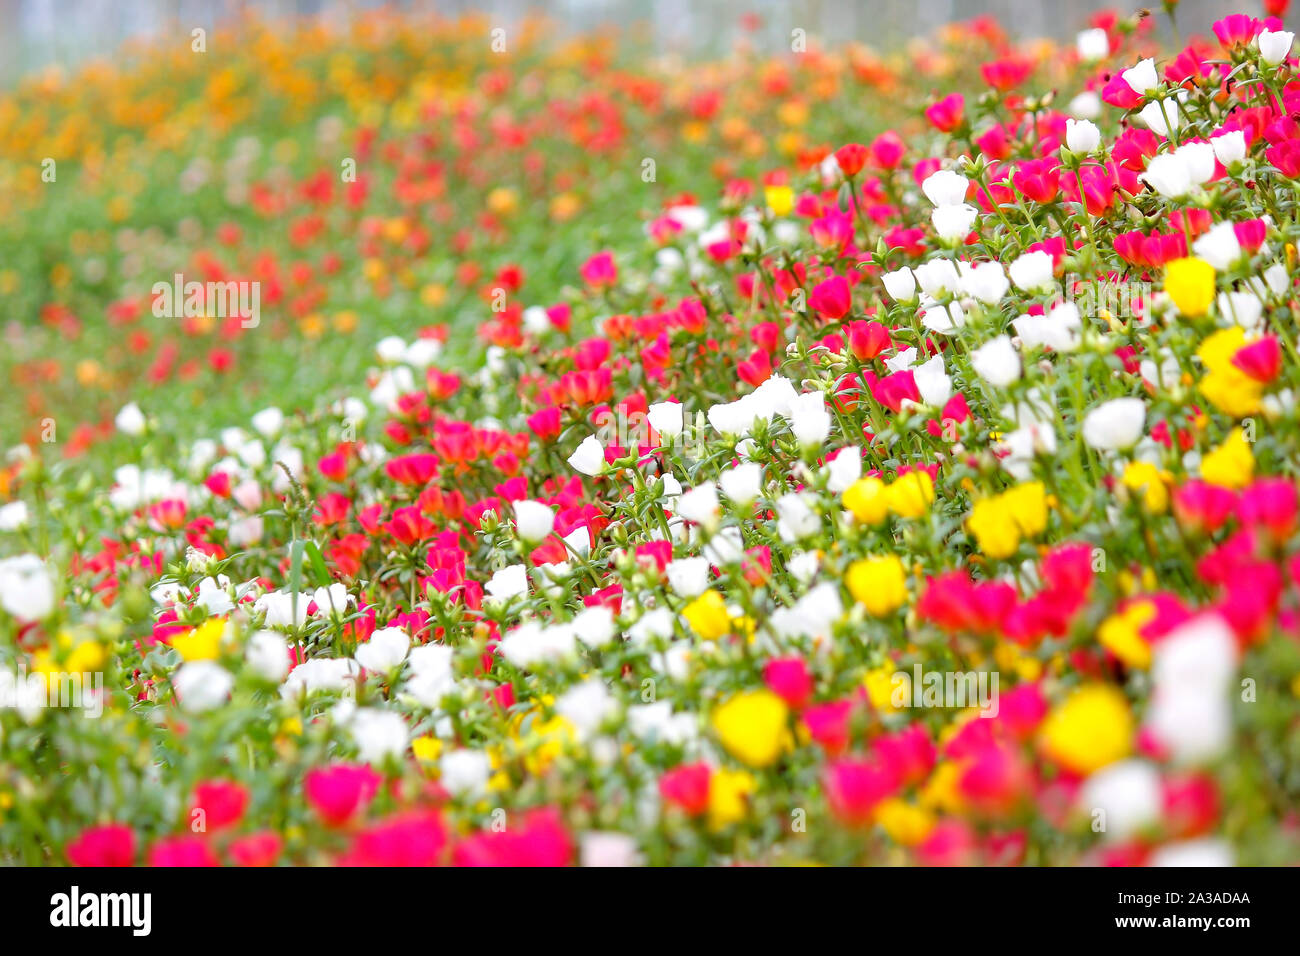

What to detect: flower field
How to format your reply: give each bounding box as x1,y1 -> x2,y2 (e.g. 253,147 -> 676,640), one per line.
1,4 -> 1299,868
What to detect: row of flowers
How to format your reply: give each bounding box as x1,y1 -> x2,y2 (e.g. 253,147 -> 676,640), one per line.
2,6 -> 1299,865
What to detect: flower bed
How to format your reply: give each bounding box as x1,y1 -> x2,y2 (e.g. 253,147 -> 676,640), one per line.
1,6 -> 1299,866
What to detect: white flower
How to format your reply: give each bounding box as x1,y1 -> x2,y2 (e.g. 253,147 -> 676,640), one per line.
824,447 -> 862,493
1258,28 -> 1295,66
676,482 -> 720,526
775,492 -> 819,541
563,525 -> 591,558
497,621 -> 578,668
961,261 -> 1009,304
1217,290 -> 1263,330
1141,152 -> 1191,199
115,402 -> 146,436
1149,839 -> 1233,867
913,258 -> 962,297
1008,250 -> 1055,291
556,679 -> 617,740
719,462 -> 763,506
1121,58 -> 1159,95
1068,91 -> 1102,119
970,335 -> 1021,387
1193,222 -> 1242,270
921,168 -> 970,207
513,500 -> 555,542
354,626 -> 410,673
913,354 -> 952,406
350,708 -> 408,764
173,662 -> 233,712
0,501 -> 29,531
1076,28 -> 1109,62
881,266 -> 917,302
0,554 -> 55,622
1139,92 -> 1188,139
404,644 -> 456,708
1065,118 -> 1101,154
440,749 -> 491,796
312,582 -> 353,618
1211,129 -> 1248,167
1083,397 -> 1146,450
932,203 -> 978,241
580,832 -> 642,867
572,604 -> 616,648
1177,141 -> 1216,185
1078,760 -> 1161,841
788,391 -> 831,448
279,657 -> 360,698
250,406 -> 284,437
375,336 -> 407,362
920,300 -> 966,334
1014,300 -> 1082,353
246,630 -> 289,682
254,590 -> 312,629
567,435 -> 606,476
485,564 -> 529,602
666,556 -> 710,597
647,401 -> 684,440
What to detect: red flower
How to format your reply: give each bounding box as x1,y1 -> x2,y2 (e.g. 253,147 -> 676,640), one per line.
809,275 -> 852,321
659,763 -> 711,815
304,763 -> 381,826
834,142 -> 870,177
824,758 -> 900,826
1012,158 -> 1061,204
845,320 -> 891,360
192,779 -> 249,831
579,250 -> 618,288
1266,139 -> 1300,178
229,832 -> 282,867
339,811 -> 447,866
1231,335 -> 1282,382
763,656 -> 813,710
925,93 -> 965,133
149,836 -> 220,867
451,807 -> 573,866
67,824 -> 135,866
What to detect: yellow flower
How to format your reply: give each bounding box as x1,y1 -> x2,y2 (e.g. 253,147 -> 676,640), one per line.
1164,256 -> 1217,317
411,735 -> 442,763
967,495 -> 1020,559
523,714 -> 576,775
1201,428 -> 1254,489
682,590 -> 732,640
842,476 -> 889,525
994,641 -> 1044,682
845,555 -> 908,615
1200,370 -> 1263,417
64,639 -> 106,675
1039,684 -> 1133,774
1098,602 -> 1155,670
886,471 -> 934,518
764,185 -> 794,218
874,798 -> 936,846
708,768 -> 756,830
1121,461 -> 1171,513
863,665 -> 903,711
711,690 -> 790,768
171,618 -> 227,661
1003,481 -> 1048,537
920,761 -> 965,814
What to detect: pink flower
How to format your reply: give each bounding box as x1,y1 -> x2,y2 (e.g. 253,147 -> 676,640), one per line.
304,763 -> 382,826
67,824 -> 135,867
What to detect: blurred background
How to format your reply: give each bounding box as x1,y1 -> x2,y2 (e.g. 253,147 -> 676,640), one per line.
0,0 -> 1253,82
